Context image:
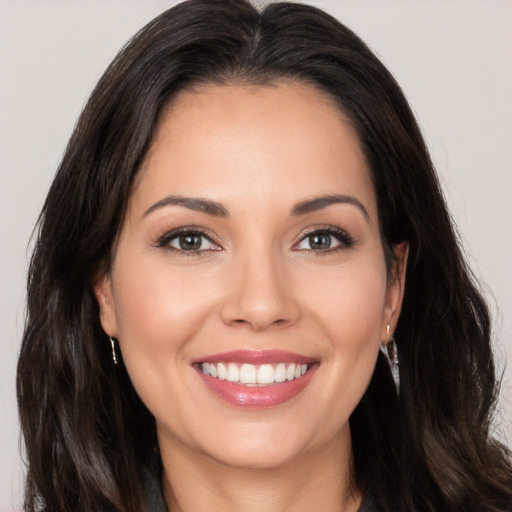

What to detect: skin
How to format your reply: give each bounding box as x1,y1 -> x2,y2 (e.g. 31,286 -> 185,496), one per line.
95,82 -> 407,512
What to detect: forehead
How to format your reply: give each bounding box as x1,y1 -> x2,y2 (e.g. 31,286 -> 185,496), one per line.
131,81 -> 376,219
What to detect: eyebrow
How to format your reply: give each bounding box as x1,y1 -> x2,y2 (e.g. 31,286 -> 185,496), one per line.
143,193 -> 369,220
143,195 -> 229,218
291,194 -> 369,220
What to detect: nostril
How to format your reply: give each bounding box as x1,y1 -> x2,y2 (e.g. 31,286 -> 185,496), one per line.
228,317 -> 289,330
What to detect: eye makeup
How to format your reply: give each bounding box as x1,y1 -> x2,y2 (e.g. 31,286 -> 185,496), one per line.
153,222 -> 356,258
154,225 -> 222,256
293,225 -> 355,254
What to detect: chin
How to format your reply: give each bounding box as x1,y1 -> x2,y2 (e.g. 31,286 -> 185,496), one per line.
195,414 -> 350,471
205,436 -> 311,471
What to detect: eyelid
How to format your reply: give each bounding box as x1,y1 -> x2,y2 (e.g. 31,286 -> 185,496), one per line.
156,225 -> 223,252
154,224 -> 354,254
293,225 -> 354,252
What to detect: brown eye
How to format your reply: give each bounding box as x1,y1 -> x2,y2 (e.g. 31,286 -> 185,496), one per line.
168,232 -> 215,251
178,234 -> 202,250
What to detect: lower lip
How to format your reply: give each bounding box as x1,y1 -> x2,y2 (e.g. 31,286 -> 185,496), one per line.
195,365 -> 317,409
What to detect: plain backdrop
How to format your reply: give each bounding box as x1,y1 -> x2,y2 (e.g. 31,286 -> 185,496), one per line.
0,0 -> 511,509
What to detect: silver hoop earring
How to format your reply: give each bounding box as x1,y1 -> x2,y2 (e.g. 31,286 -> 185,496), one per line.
109,337 -> 118,365
380,323 -> 399,394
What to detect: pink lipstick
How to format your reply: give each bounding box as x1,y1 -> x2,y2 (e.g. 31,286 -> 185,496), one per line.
192,350 -> 318,408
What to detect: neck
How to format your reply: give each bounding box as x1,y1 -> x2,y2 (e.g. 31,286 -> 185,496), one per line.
159,426 -> 362,512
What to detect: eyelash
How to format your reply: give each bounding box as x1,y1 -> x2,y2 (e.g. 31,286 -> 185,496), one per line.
293,226 -> 355,254
155,225 -> 355,256
156,226 -> 222,257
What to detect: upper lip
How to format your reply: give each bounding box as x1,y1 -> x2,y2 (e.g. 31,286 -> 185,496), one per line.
191,349 -> 316,365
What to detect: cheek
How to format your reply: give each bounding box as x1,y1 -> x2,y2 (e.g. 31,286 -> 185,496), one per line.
114,252 -> 216,335
302,260 -> 387,344
330,268 -> 386,379
299,262 -> 386,407
110,259 -> 233,439
110,255 -> 218,393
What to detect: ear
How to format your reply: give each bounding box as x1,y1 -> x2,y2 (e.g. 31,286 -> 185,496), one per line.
93,272 -> 118,338
381,242 -> 408,340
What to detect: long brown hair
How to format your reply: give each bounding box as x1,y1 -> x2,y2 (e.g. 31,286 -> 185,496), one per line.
17,1 -> 512,510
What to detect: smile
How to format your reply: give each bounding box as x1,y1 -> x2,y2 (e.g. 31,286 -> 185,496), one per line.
200,362 -> 309,385
193,350 -> 317,408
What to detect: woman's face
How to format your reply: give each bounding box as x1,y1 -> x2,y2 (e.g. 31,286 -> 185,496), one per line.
96,82 -> 406,470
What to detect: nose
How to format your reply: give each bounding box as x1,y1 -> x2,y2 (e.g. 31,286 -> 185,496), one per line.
219,250 -> 301,332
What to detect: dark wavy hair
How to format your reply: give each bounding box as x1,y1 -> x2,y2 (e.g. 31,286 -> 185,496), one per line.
17,0 -> 512,510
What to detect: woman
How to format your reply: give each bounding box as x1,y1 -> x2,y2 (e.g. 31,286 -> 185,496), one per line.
16,0 -> 512,510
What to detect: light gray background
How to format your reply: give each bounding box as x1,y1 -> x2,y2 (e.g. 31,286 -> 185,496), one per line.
1,1 -> 510,509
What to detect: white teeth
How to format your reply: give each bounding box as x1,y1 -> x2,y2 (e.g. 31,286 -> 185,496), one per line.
217,362 -> 227,380
200,361 -> 310,385
257,364 -> 275,384
239,363 -> 257,384
227,362 -> 239,382
276,363 -> 287,383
